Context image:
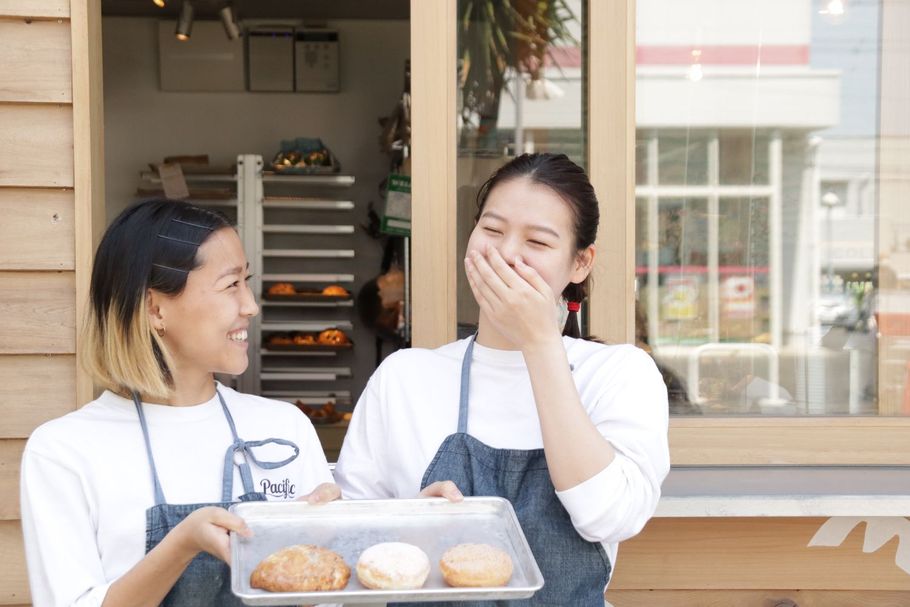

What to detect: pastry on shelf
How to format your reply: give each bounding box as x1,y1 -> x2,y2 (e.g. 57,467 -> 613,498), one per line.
318,328 -> 350,346
267,333 -> 294,346
292,333 -> 317,346
321,285 -> 349,297
294,400 -> 344,424
267,282 -> 295,296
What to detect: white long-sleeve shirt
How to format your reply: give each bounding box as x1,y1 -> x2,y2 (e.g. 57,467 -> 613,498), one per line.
334,337 -> 671,572
21,383 -> 333,607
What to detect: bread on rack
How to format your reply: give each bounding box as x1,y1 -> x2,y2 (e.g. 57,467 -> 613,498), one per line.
292,333 -> 317,346
267,334 -> 294,346
267,282 -> 296,296
318,329 -> 350,346
321,285 -> 350,297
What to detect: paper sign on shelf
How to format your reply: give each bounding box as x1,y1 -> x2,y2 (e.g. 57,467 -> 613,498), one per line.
157,163 -> 190,200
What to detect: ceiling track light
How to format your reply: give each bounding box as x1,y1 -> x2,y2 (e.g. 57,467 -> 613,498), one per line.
175,2 -> 194,41
219,5 -> 241,41
152,0 -> 165,7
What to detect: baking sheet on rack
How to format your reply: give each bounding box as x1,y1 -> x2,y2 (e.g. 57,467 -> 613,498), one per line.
230,497 -> 543,605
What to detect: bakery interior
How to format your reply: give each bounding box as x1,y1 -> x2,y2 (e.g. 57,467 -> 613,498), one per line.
101,0 -> 413,459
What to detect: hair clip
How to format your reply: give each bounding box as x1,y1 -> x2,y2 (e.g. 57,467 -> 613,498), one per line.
171,218 -> 215,231
157,233 -> 202,246
152,262 -> 189,273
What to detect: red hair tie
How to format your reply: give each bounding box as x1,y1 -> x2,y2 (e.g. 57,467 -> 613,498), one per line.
567,301 -> 581,313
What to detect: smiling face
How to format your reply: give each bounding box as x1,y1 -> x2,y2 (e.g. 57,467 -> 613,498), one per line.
466,176 -> 594,302
148,227 -> 259,382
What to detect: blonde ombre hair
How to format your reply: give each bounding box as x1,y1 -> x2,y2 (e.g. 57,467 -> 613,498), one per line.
81,296 -> 178,401
81,199 -> 231,401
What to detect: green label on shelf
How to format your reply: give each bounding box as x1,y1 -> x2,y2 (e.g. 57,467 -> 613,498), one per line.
381,173 -> 411,236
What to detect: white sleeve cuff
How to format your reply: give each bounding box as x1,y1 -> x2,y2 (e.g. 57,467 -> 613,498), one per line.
73,582 -> 113,607
554,454 -> 660,544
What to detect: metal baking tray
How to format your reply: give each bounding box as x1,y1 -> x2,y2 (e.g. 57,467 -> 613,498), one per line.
230,497 -> 544,605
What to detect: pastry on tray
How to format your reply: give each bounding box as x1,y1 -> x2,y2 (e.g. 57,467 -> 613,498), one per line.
267,282 -> 296,296
318,329 -> 350,346
295,401 -> 344,424
439,543 -> 513,588
356,542 -> 430,590
292,333 -> 317,346
321,285 -> 350,297
250,544 -> 350,592
267,334 -> 294,346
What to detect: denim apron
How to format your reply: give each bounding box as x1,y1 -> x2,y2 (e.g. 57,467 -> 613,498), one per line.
132,388 -> 300,607
400,336 -> 611,607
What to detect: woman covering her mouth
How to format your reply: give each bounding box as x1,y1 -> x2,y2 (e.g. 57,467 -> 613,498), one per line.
20,199 -> 339,607
334,153 -> 670,606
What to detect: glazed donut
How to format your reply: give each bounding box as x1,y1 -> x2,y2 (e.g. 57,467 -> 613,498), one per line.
250,544 -> 350,592
356,542 -> 430,590
439,543 -> 513,588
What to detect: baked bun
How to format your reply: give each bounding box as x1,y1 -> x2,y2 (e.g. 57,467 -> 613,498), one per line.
268,334 -> 294,346
321,285 -> 349,297
250,544 -> 350,592
439,543 -> 513,588
267,282 -> 295,295
356,542 -> 430,590
292,333 -> 317,346
318,329 -> 349,345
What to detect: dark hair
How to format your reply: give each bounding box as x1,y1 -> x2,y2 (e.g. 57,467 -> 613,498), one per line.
83,199 -> 232,398
475,153 -> 599,338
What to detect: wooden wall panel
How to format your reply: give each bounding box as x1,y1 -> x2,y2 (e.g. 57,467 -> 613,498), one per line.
71,0 -> 105,405
0,272 -> 75,354
611,517 -> 910,591
0,441 -> 23,521
0,189 -> 75,270
0,104 -> 73,187
606,590 -> 910,607
0,521 -> 28,605
0,20 -> 71,103
670,418 -> 910,465
0,355 -> 75,438
0,0 -> 68,18
409,0 -> 457,348
588,0 -> 636,344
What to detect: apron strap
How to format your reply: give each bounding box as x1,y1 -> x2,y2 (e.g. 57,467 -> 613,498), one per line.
216,389 -> 300,501
131,391 -> 167,506
457,335 -> 476,434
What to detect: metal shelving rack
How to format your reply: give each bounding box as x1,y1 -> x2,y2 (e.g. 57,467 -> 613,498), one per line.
236,154 -> 356,409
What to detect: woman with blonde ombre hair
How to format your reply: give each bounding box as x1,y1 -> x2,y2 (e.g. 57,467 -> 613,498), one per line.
21,199 -> 338,607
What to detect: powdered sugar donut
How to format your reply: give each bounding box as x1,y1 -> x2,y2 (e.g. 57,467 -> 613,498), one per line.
355,542 -> 430,590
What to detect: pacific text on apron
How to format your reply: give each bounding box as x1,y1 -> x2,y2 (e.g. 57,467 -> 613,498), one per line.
132,388 -> 299,607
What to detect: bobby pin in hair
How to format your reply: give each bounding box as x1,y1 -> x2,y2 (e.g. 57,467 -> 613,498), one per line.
171,218 -> 215,231
152,263 -> 189,273
157,233 -> 202,246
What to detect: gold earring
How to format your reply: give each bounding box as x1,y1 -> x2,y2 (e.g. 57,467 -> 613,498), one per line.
156,326 -> 165,338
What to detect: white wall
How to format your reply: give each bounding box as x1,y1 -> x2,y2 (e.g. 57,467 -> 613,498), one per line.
103,17 -> 409,221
